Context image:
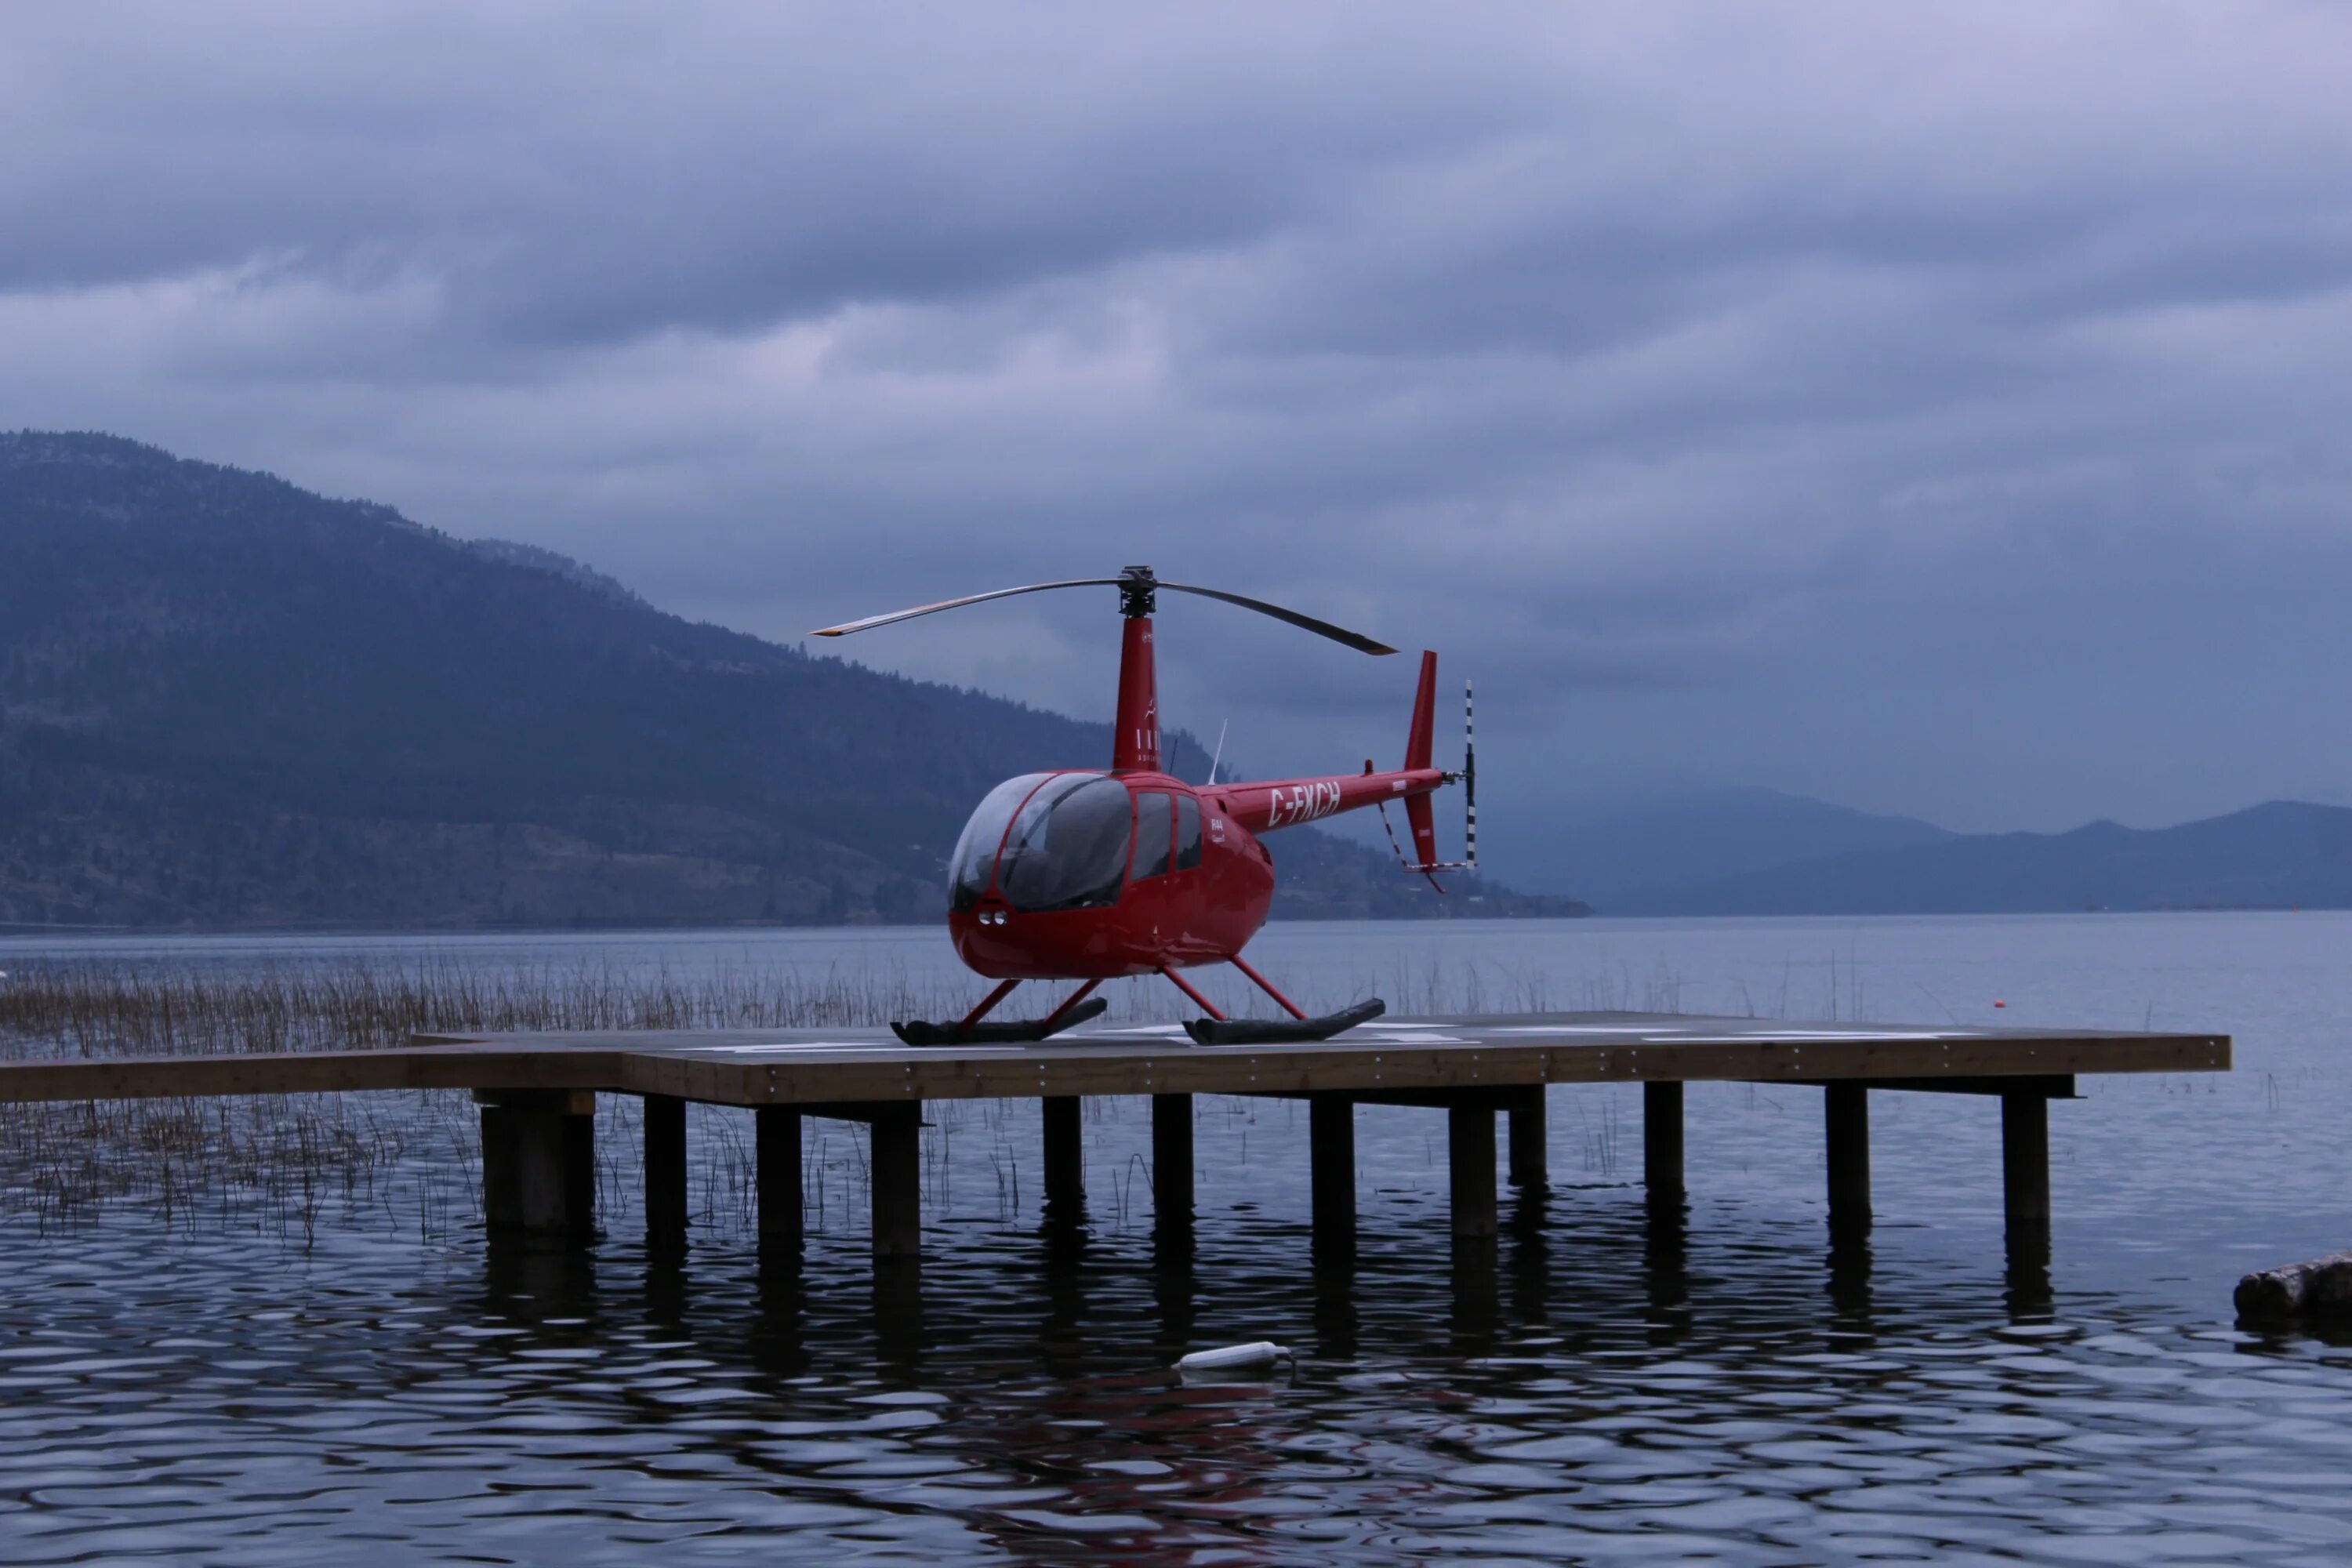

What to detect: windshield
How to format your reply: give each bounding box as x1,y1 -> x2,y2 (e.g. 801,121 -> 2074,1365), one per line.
997,775 -> 1134,913
949,773 -> 1055,912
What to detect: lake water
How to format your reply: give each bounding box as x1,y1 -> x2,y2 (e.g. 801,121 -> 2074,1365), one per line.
2,913 -> 2350,1565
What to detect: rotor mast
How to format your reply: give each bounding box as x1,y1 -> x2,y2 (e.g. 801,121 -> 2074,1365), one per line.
1113,565 -> 1160,774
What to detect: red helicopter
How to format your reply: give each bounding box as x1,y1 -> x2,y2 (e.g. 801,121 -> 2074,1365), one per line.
815,564 -> 1472,1045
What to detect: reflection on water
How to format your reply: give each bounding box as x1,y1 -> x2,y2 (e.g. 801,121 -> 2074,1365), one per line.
5,911 -> 2352,1562
10,1169 -> 2352,1566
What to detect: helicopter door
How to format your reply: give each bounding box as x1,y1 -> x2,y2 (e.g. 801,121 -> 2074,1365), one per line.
1174,793 -> 1203,871
1131,790 -> 1174,881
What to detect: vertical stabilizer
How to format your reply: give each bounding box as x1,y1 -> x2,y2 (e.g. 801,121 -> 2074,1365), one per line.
1404,651 -> 1440,875
1403,650 -> 1437,771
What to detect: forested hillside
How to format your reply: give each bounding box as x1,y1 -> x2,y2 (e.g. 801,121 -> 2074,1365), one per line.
0,433 -> 1577,929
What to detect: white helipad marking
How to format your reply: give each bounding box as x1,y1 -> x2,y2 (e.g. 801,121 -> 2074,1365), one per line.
1656,1030 -> 1971,1044
666,1025 -> 1980,1057
1484,1025 -> 1693,1036
1054,1025 -> 1473,1047
694,1042 -> 954,1056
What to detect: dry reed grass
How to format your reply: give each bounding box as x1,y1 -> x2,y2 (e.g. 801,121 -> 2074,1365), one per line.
0,959 -> 982,1059
0,949 -> 1693,1062
0,960 -> 977,1242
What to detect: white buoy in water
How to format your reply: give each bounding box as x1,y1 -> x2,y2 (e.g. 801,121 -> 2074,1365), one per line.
1174,1341 -> 1290,1375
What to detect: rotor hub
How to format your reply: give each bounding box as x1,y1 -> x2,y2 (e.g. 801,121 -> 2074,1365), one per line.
1117,565 -> 1157,618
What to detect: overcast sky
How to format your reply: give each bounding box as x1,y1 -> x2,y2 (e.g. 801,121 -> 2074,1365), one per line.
6,2 -> 2350,862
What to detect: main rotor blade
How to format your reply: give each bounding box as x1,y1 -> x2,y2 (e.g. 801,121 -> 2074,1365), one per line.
811,579 -> 1123,637
1158,582 -> 1397,655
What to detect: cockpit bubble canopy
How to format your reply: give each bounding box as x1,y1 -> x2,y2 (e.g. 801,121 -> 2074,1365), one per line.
949,772 -> 1137,913
949,773 -> 1049,912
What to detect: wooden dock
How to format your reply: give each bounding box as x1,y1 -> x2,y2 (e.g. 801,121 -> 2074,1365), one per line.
0,1012 -> 2228,1267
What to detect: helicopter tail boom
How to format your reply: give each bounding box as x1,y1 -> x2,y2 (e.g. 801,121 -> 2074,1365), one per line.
1219,649 -> 1450,839
1220,764 -> 1447,837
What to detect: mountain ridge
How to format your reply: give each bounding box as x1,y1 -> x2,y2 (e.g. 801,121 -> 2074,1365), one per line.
1604,797 -> 2352,914
1515,783 -> 1954,908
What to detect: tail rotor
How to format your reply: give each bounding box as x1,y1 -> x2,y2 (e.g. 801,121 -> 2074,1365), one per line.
1461,677 -> 1477,872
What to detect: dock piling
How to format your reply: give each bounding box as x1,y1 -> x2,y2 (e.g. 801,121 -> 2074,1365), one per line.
478,1089 -> 596,1242
2002,1090 -> 2052,1242
1824,1083 -> 1871,1232
1449,1105 -> 1498,1239
1152,1094 -> 1193,1233
756,1106 -> 802,1253
644,1093 -> 688,1250
869,1102 -> 923,1264
1310,1097 -> 1356,1256
481,1105 -> 514,1228
1508,1089 -> 1548,1187
1644,1081 -> 1685,1200
1043,1095 -> 1084,1210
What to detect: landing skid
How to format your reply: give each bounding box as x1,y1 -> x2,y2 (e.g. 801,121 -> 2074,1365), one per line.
1182,998 -> 1386,1046
891,997 -> 1108,1047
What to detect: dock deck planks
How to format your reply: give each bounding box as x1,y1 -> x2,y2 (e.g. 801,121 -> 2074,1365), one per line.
0,1012 -> 2229,1105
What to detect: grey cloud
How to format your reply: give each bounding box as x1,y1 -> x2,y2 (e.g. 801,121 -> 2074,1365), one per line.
3,1 -> 2350,847
2,5 -> 1537,342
